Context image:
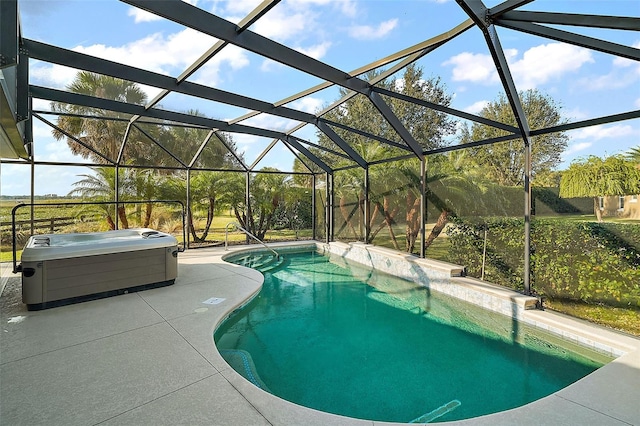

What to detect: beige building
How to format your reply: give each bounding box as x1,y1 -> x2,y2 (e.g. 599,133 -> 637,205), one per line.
599,194 -> 640,219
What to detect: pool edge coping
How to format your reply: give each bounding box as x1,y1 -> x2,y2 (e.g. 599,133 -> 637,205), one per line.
211,240 -> 640,425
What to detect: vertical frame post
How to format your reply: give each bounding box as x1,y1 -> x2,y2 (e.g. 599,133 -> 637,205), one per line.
420,158 -> 426,258
245,171 -> 251,244
524,141 -> 532,295
326,172 -> 333,243
364,166 -> 370,244
114,165 -> 119,230
311,173 -> 316,241
186,169 -> 191,249
0,0 -> 18,69
29,148 -> 34,236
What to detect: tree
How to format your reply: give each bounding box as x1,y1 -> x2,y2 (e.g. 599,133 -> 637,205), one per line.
559,155 -> 640,222
313,64 -> 457,251
68,166 -> 126,229
422,152 -> 499,250
154,122 -> 241,243
461,89 -> 568,186
275,186 -> 313,232
318,64 -> 455,154
159,115 -> 243,170
51,72 -> 148,163
189,171 -> 228,242
627,146 -> 640,164
386,64 -> 457,150
248,170 -> 289,240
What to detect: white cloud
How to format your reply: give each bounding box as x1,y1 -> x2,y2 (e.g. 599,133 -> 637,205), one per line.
32,120 -> 55,139
31,98 -> 54,112
30,63 -> 79,89
510,43 -> 593,89
29,28 -> 250,93
579,71 -> 639,91
127,7 -> 161,23
241,113 -> 298,132
442,52 -> 500,85
75,29 -> 226,74
635,98 -> 640,108
577,43 -> 640,91
463,100 -> 489,115
571,124 -> 635,141
337,0 -> 357,17
613,41 -> 640,68
260,42 -> 331,71
260,59 -> 280,72
232,133 -> 270,162
295,42 -> 332,60
127,1 -> 207,23
442,43 -> 593,89
564,107 -> 589,121
33,165 -> 88,196
224,1 -> 323,42
40,141 -> 83,163
1,164 -> 32,195
223,0 -> 263,16
251,9 -> 312,41
563,142 -> 592,157
285,0 -> 357,17
189,44 -> 250,86
290,97 -> 324,114
349,19 -> 398,40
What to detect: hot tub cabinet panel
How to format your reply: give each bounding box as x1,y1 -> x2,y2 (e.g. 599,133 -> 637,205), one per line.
21,229 -> 178,310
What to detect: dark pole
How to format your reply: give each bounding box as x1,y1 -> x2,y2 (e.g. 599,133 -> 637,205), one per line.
245,171 -> 251,244
420,158 -> 426,258
115,165 -> 119,230
524,140 -> 532,295
364,166 -> 370,243
327,172 -> 333,243
311,174 -> 317,240
186,169 -> 191,249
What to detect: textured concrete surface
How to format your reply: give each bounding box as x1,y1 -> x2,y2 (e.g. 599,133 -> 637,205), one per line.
1,242 -> 639,425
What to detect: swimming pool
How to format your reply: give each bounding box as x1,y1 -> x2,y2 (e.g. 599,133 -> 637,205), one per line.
216,248 -> 612,423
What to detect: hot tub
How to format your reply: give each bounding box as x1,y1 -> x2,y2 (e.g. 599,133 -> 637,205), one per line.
21,228 -> 179,310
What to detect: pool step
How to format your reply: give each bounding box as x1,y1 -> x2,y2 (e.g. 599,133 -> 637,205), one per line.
234,252 -> 284,272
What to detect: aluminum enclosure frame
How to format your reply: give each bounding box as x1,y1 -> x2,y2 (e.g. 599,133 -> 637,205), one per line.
2,0 -> 639,296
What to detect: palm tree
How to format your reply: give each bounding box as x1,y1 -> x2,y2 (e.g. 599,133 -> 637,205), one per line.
68,167 -> 126,229
51,71 -> 148,163
127,168 -> 159,228
249,169 -> 289,240
422,151 -> 496,251
333,167 -> 365,241
190,171 -> 228,242
626,146 -> 640,164
160,113 -> 242,170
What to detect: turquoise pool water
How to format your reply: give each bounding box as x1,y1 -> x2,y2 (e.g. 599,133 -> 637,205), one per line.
215,249 -> 611,423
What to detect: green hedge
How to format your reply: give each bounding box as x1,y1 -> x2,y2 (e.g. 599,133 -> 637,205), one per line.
532,187 -> 593,215
428,187 -> 592,220
447,218 -> 640,307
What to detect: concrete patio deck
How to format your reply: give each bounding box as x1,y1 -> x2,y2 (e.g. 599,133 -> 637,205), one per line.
1,242 -> 639,425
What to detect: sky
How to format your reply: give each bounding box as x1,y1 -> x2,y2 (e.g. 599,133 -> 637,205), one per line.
1,0 -> 639,195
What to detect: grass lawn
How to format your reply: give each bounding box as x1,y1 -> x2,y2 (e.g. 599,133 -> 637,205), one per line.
534,214 -> 639,224
544,299 -> 640,337
2,212 -> 638,337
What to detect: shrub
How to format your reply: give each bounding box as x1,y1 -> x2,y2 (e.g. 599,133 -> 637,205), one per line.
447,217 -> 640,307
